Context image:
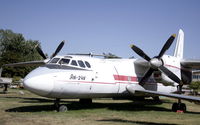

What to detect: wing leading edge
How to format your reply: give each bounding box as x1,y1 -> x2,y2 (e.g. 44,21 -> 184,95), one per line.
181,59 -> 200,70
3,60 -> 46,67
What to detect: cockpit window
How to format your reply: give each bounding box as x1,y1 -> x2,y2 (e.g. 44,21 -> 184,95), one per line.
78,60 -> 86,68
50,58 -> 60,63
71,60 -> 78,66
85,61 -> 91,68
59,58 -> 70,65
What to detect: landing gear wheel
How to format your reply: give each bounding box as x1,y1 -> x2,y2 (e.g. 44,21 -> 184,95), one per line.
172,85 -> 186,113
172,103 -> 186,112
180,103 -> 186,112
172,103 -> 178,112
59,105 -> 68,112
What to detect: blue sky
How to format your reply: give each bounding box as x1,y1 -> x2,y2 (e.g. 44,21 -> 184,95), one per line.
0,0 -> 200,58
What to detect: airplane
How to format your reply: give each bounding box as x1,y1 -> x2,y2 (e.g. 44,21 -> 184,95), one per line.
3,29 -> 200,112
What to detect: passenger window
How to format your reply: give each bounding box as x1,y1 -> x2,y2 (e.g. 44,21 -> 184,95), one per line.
78,60 -> 85,68
59,58 -> 70,65
85,61 -> 91,68
71,60 -> 78,66
50,58 -> 60,63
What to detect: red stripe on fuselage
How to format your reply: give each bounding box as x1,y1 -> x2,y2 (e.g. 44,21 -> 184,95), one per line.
165,64 -> 191,72
165,64 -> 180,70
113,75 -> 137,82
56,80 -> 135,84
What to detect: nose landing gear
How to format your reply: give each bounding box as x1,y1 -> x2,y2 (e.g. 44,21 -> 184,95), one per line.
54,98 -> 68,112
54,98 -> 93,112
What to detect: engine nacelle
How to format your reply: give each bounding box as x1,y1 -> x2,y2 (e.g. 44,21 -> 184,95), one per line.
180,66 -> 192,84
153,67 -> 192,85
153,71 -> 175,86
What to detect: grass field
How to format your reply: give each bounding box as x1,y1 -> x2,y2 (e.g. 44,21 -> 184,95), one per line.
0,89 -> 200,125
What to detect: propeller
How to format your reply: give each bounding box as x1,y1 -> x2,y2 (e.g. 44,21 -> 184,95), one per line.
35,44 -> 47,59
130,34 -> 181,86
35,40 -> 65,60
50,40 -> 65,59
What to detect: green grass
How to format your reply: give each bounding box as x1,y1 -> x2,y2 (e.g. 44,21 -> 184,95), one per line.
0,88 -> 200,125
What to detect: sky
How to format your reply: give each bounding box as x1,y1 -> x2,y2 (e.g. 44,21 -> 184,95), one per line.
0,0 -> 200,59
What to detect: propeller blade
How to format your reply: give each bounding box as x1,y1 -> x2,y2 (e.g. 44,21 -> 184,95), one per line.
158,34 -> 176,58
130,44 -> 151,61
159,65 -> 181,83
35,44 -> 47,59
50,41 -> 65,59
139,68 -> 154,86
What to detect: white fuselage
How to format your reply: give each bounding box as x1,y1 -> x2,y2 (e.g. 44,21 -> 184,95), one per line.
23,55 -> 177,99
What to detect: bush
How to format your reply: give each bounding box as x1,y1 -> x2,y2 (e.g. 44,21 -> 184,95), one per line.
12,76 -> 21,83
189,81 -> 200,95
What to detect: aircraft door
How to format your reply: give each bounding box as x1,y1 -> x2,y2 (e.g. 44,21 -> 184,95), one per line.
91,62 -> 120,95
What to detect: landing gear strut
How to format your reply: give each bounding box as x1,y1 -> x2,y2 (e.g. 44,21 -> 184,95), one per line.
54,98 -> 60,110
172,85 -> 186,112
79,99 -> 92,105
3,84 -> 8,94
153,96 -> 160,101
54,98 -> 68,112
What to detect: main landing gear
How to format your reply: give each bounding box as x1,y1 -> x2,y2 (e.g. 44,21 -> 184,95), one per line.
172,102 -> 186,112
54,98 -> 93,112
172,85 -> 186,112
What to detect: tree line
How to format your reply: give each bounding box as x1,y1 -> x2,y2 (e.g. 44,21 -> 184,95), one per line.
0,29 -> 200,94
0,29 -> 43,78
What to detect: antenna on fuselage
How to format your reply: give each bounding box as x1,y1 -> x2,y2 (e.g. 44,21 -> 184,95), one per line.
68,53 -> 122,59
68,53 -> 105,57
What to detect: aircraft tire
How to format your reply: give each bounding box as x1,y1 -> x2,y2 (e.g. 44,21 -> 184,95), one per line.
180,103 -> 186,112
172,103 -> 178,112
172,103 -> 186,112
59,105 -> 68,112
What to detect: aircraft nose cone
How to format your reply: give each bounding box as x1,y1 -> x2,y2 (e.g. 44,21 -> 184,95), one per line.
23,68 -> 54,97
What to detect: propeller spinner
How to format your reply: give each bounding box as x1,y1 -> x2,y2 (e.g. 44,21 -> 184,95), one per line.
130,34 -> 181,86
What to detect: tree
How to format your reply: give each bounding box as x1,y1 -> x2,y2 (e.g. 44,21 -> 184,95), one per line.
189,81 -> 200,96
0,29 -> 43,78
103,53 -> 121,59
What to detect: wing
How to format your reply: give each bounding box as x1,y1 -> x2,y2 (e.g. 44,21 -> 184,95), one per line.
181,59 -> 200,70
3,60 -> 46,67
127,84 -> 200,102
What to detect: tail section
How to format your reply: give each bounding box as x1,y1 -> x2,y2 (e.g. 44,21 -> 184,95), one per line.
174,29 -> 184,59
